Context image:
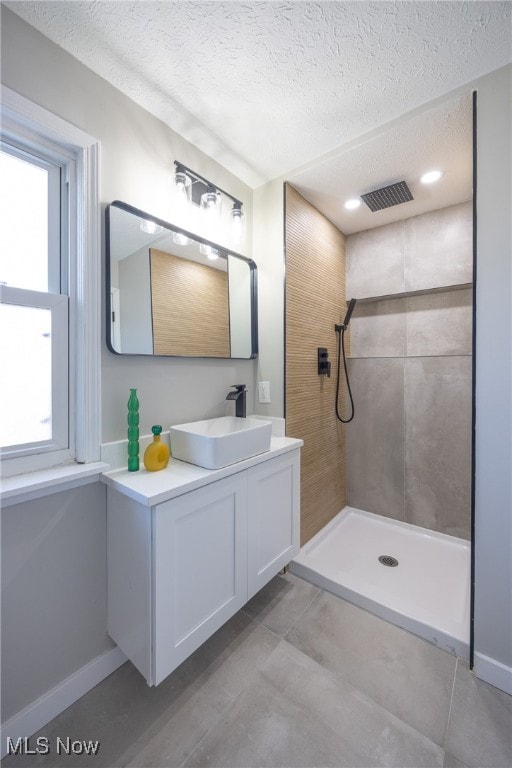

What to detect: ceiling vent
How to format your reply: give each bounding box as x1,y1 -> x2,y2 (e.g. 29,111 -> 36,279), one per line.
361,181 -> 413,212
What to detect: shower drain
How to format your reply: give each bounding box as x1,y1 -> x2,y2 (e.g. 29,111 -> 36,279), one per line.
378,555 -> 399,568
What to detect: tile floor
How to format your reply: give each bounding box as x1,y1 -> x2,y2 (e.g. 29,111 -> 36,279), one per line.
3,573 -> 511,768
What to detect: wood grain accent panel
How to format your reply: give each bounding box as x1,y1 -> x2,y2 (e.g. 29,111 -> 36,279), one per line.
285,184 -> 348,545
150,249 -> 230,357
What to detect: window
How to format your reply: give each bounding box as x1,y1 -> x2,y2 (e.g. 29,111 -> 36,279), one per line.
0,86 -> 101,477
0,143 -> 70,462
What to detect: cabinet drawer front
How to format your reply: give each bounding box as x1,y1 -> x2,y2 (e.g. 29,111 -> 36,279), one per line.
153,473 -> 248,685
247,450 -> 300,599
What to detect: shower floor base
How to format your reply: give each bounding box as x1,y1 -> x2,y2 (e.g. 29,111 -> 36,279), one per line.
290,506 -> 470,659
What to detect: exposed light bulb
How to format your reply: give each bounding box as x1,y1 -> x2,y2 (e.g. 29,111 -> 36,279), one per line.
201,187 -> 219,212
200,186 -> 221,242
140,220 -> 163,234
199,243 -> 219,260
344,198 -> 361,210
420,170 -> 443,184
172,232 -> 192,246
174,168 -> 191,205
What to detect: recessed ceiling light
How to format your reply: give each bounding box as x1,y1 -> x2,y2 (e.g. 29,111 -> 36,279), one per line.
344,198 -> 361,210
420,170 -> 443,184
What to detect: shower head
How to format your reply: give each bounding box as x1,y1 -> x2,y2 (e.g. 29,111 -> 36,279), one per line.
343,298 -> 357,328
335,298 -> 357,334
361,181 -> 413,212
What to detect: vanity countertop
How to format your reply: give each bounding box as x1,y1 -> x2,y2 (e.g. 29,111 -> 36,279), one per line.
101,435 -> 303,506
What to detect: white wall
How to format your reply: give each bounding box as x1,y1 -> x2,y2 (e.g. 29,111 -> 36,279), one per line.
473,65 -> 512,692
252,178 -> 285,418
1,483 -> 113,722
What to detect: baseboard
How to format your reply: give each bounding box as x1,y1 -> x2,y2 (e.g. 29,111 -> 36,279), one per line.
474,651 -> 512,695
1,646 -> 127,759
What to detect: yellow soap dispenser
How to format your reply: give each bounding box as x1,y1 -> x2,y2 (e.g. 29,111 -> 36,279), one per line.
143,425 -> 170,471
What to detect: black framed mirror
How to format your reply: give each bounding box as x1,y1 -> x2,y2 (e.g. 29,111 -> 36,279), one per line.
106,201 -> 258,358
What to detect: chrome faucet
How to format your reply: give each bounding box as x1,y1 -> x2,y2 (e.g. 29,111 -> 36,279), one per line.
226,384 -> 247,418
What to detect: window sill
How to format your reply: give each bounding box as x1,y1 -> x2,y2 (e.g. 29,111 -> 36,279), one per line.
0,461 -> 109,507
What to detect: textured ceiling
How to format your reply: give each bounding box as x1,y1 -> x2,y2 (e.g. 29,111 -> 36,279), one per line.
290,93 -> 473,234
5,1 -> 512,190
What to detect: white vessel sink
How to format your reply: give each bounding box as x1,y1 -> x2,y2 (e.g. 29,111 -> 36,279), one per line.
170,416 -> 272,469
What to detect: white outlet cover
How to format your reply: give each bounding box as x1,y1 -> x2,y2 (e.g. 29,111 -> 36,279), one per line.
258,381 -> 271,404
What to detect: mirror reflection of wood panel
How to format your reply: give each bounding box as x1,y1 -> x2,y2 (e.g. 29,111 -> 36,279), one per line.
150,248 -> 230,357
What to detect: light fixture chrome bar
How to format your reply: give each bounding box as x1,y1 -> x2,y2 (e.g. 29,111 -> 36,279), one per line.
174,160 -> 242,207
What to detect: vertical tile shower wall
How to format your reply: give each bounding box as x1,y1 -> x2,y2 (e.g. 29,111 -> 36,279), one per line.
345,202 -> 473,540
285,185 -> 347,546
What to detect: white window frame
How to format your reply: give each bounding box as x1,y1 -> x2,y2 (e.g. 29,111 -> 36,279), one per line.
0,86 -> 101,477
1,140 -> 69,463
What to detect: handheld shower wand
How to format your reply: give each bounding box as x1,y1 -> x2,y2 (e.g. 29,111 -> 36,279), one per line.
342,298 -> 357,329
334,298 -> 357,423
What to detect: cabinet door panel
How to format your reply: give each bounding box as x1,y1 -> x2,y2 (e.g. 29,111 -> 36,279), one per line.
153,473 -> 248,684
247,451 -> 300,599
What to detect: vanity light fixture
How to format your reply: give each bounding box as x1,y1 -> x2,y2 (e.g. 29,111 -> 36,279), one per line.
173,161 -> 245,244
344,198 -> 362,210
420,170 -> 443,184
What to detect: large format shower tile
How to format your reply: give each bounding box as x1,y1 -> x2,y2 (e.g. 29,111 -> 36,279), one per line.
405,356 -> 472,538
406,289 -> 473,357
346,220 -> 405,299
346,358 -> 405,520
350,297 -> 407,358
404,202 -> 473,291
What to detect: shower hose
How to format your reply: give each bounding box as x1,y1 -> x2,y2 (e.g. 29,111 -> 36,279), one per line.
335,325 -> 355,423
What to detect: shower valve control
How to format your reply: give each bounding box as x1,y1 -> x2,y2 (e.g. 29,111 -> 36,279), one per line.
318,348 -> 331,377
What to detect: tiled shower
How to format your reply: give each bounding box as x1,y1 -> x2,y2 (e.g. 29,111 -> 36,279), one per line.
287,192 -> 473,653
345,201 -> 473,540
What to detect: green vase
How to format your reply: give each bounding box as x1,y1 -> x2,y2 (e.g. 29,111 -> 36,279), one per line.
127,388 -> 139,471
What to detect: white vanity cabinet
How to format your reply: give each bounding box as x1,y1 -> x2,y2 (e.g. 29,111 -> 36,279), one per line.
105,442 -> 300,686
